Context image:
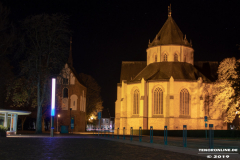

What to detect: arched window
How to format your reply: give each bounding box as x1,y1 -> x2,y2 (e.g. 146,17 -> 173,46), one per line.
63,88 -> 68,98
174,53 -> 178,62
133,89 -> 140,114
155,55 -> 157,62
63,78 -> 68,84
164,54 -> 167,61
70,94 -> 78,110
180,88 -> 189,115
204,91 -> 209,116
153,87 -> 163,114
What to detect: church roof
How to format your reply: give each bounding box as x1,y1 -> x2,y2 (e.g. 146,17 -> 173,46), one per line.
194,61 -> 219,81
120,61 -> 147,82
131,62 -> 211,82
148,16 -> 191,47
67,63 -> 86,88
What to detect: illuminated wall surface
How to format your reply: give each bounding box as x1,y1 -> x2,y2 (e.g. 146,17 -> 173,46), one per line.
115,12 -> 226,135
55,64 -> 87,132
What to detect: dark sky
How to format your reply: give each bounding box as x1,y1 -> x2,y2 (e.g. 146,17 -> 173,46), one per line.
3,0 -> 240,116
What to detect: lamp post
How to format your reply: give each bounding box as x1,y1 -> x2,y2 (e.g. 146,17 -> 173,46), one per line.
57,114 -> 60,132
51,78 -> 56,137
70,107 -> 72,134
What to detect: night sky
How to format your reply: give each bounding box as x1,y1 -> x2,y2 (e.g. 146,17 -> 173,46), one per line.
3,0 -> 240,116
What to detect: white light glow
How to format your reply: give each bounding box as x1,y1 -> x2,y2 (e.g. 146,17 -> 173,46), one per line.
51,78 -> 56,116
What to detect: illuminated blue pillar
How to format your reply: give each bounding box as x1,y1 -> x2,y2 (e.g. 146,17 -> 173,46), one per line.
51,78 -> 56,137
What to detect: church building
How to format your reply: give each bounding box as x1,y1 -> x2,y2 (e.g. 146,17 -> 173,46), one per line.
115,6 -> 227,134
54,37 -> 87,132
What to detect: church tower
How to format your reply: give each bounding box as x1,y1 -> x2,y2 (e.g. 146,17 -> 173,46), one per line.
68,37 -> 73,68
146,5 -> 194,65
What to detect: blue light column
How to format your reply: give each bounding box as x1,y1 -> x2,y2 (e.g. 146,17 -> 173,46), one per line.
51,78 -> 56,137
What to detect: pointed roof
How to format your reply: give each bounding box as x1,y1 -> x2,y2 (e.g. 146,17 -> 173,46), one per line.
148,15 -> 191,47
68,37 -> 73,68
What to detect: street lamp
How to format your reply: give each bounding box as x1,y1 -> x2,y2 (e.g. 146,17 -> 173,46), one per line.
70,107 -> 72,134
57,114 -> 60,132
51,78 -> 56,137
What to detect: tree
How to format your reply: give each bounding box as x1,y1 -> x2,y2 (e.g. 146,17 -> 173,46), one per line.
78,73 -> 103,120
19,14 -> 71,133
0,2 -> 15,57
212,57 -> 240,123
0,3 -> 15,108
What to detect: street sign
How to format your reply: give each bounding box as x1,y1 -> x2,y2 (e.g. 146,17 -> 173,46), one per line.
204,116 -> 208,122
98,112 -> 101,119
71,117 -> 74,129
205,123 -> 207,128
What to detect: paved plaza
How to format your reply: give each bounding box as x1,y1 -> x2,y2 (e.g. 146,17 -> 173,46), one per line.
0,133 -> 239,160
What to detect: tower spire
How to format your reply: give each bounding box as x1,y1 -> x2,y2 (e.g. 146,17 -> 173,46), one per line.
68,37 -> 73,67
168,4 -> 172,17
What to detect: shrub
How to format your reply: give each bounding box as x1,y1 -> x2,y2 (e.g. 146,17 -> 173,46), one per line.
0,125 -> 8,133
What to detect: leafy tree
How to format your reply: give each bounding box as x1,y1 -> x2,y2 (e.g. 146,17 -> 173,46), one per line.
18,14 -> 71,133
78,73 -> 103,121
212,57 -> 240,123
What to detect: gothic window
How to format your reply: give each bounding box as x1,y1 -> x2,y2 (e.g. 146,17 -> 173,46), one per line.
155,55 -> 157,62
70,94 -> 78,110
204,91 -> 209,116
63,78 -> 68,85
164,54 -> 168,61
153,87 -> 163,114
133,89 -> 140,114
180,88 -> 189,115
63,88 -> 68,98
174,53 -> 178,62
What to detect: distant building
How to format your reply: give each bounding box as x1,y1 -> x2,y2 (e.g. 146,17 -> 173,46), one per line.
115,6 -> 226,135
87,108 -> 114,131
54,38 -> 87,132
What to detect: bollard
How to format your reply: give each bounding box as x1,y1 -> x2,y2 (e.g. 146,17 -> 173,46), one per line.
123,127 -> 125,140
112,127 -> 114,138
130,127 -> 133,142
117,128 -> 119,139
139,127 -> 142,142
205,122 -> 208,139
164,126 -> 168,145
209,124 -> 214,149
108,128 -> 110,137
150,126 -> 153,143
183,125 -> 187,147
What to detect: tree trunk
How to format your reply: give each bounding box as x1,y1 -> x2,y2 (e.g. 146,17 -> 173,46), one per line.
21,117 -> 26,131
42,117 -> 45,132
36,80 -> 42,134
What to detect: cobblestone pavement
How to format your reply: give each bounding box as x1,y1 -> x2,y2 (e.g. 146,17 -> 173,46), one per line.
0,135 -> 209,160
93,131 -> 240,150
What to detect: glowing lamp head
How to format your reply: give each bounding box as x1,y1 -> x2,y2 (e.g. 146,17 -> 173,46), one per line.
51,78 -> 56,116
58,114 -> 60,117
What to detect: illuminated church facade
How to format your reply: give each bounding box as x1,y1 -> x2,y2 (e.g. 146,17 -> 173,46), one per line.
115,7 -> 227,134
